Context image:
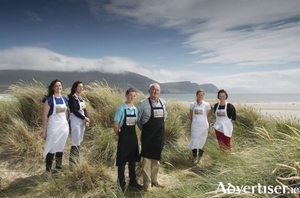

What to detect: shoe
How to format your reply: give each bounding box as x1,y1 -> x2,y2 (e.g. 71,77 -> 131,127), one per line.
152,181 -> 165,188
119,182 -> 126,193
130,182 -> 143,191
193,156 -> 201,164
193,157 -> 198,164
121,186 -> 125,193
145,185 -> 153,193
197,157 -> 202,164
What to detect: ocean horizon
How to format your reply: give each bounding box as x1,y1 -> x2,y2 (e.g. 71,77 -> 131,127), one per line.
160,93 -> 300,104
1,93 -> 299,104
1,93 -> 299,117
160,93 -> 300,118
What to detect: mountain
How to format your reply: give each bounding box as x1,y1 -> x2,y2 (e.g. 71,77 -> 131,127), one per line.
227,88 -> 259,94
0,70 -> 218,94
160,81 -> 218,93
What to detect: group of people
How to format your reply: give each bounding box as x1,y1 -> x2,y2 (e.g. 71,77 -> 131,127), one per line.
113,83 -> 166,193
41,79 -> 236,193
42,79 -> 89,174
187,89 -> 236,164
113,84 -> 236,193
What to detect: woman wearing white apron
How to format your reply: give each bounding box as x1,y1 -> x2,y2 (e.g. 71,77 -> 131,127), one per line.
42,79 -> 69,172
187,89 -> 211,164
68,81 -> 90,167
213,89 -> 236,150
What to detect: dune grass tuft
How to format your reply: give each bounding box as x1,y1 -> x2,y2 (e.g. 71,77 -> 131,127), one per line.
1,81 -> 300,197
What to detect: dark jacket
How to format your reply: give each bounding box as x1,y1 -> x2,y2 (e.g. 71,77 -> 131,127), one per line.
68,95 -> 88,120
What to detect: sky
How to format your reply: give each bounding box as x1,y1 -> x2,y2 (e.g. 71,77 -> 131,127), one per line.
0,0 -> 300,93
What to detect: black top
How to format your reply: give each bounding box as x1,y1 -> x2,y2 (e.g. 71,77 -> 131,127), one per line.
213,103 -> 236,120
68,95 -> 88,120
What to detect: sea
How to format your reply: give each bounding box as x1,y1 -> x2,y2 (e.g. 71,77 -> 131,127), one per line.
160,93 -> 300,104
160,93 -> 300,118
1,93 -> 299,104
1,93 -> 300,117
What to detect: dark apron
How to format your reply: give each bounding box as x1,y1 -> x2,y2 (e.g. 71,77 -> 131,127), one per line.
141,98 -> 165,160
116,109 -> 139,166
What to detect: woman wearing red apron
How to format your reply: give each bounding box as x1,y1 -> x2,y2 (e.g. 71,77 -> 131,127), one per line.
213,89 -> 236,150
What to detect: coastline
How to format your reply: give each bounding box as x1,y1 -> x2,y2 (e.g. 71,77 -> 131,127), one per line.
244,103 -> 300,118
1,93 -> 299,118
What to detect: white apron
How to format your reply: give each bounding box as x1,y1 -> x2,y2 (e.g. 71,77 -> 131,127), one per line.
70,94 -> 86,146
187,102 -> 209,150
43,96 -> 69,157
213,102 -> 233,137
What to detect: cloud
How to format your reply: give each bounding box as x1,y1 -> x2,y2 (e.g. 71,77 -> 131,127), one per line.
88,0 -> 300,66
0,47 -> 143,74
0,46 -> 299,93
24,11 -> 42,22
199,69 -> 300,93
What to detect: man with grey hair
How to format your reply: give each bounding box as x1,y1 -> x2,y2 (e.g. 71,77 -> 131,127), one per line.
137,83 -> 167,193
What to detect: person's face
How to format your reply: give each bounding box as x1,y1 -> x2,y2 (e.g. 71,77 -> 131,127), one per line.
218,92 -> 226,102
75,83 -> 84,95
196,92 -> 205,101
52,81 -> 62,94
126,91 -> 137,103
149,85 -> 160,100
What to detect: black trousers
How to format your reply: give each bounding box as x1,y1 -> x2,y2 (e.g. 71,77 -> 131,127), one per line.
117,161 -> 137,186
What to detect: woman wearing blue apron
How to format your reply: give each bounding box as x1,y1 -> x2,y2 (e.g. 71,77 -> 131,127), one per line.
42,79 -> 69,173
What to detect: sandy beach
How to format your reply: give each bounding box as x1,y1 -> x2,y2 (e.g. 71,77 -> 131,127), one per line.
245,103 -> 300,118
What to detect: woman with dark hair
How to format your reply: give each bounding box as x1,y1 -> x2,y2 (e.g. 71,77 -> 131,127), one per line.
42,79 -> 69,173
68,81 -> 90,167
213,89 -> 236,150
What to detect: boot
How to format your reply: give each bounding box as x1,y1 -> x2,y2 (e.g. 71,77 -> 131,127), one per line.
46,153 -> 54,172
192,149 -> 198,164
69,146 -> 80,167
197,149 -> 204,163
55,152 -> 63,169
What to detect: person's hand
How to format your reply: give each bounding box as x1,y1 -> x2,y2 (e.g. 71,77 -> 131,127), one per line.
84,117 -> 90,127
41,131 -> 47,140
84,117 -> 90,123
114,131 -> 119,141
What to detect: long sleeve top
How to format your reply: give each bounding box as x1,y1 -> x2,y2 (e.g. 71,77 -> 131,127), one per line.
68,95 -> 88,120
213,102 -> 236,120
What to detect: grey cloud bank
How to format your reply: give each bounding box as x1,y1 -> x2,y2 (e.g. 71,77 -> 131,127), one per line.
0,46 -> 299,93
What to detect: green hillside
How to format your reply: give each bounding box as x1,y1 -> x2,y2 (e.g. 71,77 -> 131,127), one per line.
0,70 -> 218,94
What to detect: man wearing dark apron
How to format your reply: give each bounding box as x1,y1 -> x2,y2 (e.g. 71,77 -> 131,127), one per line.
113,88 -> 142,192
137,83 -> 167,193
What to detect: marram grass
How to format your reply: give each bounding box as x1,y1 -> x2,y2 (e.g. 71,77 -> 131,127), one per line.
0,80 -> 299,198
